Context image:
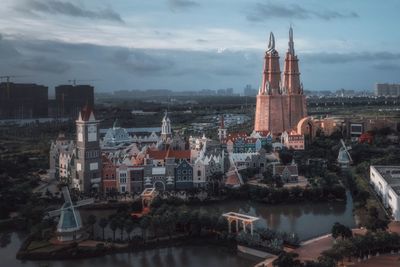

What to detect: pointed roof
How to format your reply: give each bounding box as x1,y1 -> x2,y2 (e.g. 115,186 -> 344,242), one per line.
162,110 -> 170,122
267,32 -> 276,53
288,26 -> 295,55
113,118 -> 120,129
79,104 -> 95,121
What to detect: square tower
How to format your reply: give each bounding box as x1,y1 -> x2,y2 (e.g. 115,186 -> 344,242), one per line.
74,105 -> 102,193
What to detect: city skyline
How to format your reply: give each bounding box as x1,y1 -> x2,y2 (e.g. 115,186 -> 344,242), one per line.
0,0 -> 399,92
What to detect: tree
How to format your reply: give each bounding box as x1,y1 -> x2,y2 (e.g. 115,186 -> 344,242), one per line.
273,252 -> 302,267
140,215 -> 151,241
125,220 -> 134,241
331,222 -> 352,240
117,217 -> 125,241
151,215 -> 162,237
109,219 -> 118,242
279,149 -> 294,165
365,206 -> 389,232
98,218 -> 108,240
87,214 -> 97,238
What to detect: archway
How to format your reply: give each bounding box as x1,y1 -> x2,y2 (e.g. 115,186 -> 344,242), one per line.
297,117 -> 316,145
153,181 -> 166,191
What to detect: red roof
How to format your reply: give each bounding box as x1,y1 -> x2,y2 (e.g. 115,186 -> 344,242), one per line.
225,132 -> 248,142
80,104 -> 94,121
147,149 -> 190,160
225,170 -> 241,186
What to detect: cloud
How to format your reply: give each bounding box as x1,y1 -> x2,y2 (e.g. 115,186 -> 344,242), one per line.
19,56 -> 71,74
19,0 -> 124,23
372,62 -> 400,71
168,0 -> 199,11
303,51 -> 400,64
0,34 -> 21,60
113,49 -> 174,74
246,2 -> 358,21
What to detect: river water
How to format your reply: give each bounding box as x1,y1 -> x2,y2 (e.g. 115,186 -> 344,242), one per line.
0,193 -> 355,267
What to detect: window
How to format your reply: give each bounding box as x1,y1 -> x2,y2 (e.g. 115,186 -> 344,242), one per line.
198,170 -> 201,176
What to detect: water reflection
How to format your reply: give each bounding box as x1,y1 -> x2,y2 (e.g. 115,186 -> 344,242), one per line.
1,194 -> 355,267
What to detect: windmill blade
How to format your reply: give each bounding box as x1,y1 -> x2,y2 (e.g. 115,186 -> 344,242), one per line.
74,198 -> 94,208
340,139 -> 346,149
48,209 -> 62,217
61,186 -> 72,204
346,150 -> 353,162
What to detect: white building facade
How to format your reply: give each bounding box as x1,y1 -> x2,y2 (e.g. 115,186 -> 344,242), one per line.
370,165 -> 400,221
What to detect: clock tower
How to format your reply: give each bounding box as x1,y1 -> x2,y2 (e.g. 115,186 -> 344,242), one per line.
74,105 -> 102,193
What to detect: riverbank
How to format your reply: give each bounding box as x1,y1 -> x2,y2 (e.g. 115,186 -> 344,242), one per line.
17,233 -> 236,261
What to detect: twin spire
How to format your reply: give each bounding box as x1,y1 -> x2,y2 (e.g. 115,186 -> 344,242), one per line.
267,26 -> 295,56
261,26 -> 301,96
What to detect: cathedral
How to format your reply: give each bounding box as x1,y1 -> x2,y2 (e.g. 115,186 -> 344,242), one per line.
254,27 -> 307,136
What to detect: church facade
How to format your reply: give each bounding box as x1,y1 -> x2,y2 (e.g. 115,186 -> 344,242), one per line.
254,27 -> 307,136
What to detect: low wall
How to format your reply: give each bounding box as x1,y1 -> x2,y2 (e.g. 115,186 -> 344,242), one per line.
237,245 -> 275,259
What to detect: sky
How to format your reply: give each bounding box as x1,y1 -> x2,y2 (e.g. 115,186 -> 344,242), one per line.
0,0 -> 399,94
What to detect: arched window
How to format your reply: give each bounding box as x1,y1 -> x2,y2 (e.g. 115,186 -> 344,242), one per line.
197,170 -> 201,176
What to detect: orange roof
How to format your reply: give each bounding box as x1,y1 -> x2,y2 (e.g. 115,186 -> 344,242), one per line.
147,149 -> 190,160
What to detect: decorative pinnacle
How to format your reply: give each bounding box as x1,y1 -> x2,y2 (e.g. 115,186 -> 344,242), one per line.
267,32 -> 275,53
288,26 -> 295,55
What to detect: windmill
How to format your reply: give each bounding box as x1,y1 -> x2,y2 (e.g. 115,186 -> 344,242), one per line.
48,186 -> 94,242
337,139 -> 353,168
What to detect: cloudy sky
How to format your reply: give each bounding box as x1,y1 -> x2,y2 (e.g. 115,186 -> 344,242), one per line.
0,0 -> 399,94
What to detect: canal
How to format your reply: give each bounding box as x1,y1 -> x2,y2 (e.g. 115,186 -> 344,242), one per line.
0,193 -> 355,267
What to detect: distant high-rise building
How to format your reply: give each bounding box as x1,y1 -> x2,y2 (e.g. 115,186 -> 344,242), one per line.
375,83 -> 400,97
243,84 -> 257,96
74,105 -> 102,193
55,85 -> 94,118
254,27 -> 307,135
0,82 -> 48,119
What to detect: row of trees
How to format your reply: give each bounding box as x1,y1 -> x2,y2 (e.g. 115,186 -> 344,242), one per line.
322,231 -> 400,265
225,184 -> 346,204
273,231 -> 400,267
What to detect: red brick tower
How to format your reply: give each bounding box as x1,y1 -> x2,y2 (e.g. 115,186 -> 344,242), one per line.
254,32 -> 289,135
283,26 -> 307,129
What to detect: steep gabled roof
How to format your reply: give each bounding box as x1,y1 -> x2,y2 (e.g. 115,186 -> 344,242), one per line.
79,104 -> 95,121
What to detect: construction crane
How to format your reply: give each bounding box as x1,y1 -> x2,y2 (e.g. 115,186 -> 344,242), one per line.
67,79 -> 100,86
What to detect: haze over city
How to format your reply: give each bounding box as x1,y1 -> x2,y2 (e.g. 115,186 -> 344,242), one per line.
0,0 -> 399,92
